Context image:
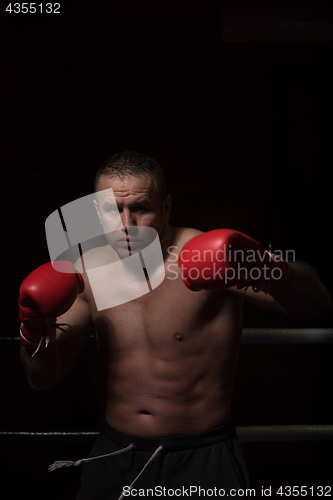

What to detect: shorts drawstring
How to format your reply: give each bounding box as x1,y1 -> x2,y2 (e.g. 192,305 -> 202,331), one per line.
48,442 -> 164,499
118,445 -> 164,500
48,443 -> 134,471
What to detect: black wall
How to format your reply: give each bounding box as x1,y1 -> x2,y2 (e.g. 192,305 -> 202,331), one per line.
1,1 -> 332,498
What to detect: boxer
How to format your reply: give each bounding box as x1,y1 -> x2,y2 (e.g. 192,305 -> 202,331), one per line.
20,152 -> 331,499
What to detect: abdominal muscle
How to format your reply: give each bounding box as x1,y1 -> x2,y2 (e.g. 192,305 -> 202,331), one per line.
103,352 -> 235,437
97,304 -> 243,437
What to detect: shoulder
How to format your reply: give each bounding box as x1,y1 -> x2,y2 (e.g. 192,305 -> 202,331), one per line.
171,227 -> 204,251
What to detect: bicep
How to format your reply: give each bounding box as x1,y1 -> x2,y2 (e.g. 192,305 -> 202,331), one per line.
55,294 -> 94,380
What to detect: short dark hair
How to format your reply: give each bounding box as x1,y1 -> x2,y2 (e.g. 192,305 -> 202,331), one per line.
94,151 -> 167,198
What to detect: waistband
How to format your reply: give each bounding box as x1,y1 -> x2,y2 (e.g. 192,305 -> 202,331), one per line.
103,420 -> 236,452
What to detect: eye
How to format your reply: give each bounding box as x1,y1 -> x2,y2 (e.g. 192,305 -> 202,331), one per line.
134,205 -> 147,212
103,202 -> 118,212
105,205 -> 120,215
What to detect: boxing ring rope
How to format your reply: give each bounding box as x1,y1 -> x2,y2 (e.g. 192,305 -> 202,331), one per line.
2,328 -> 333,346
1,328 -> 333,443
241,328 -> 333,344
1,425 -> 333,443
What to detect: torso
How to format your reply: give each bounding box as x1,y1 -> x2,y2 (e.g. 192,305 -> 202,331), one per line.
81,227 -> 244,437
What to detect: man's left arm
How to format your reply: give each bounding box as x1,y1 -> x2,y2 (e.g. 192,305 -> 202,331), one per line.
238,260 -> 332,318
178,229 -> 331,319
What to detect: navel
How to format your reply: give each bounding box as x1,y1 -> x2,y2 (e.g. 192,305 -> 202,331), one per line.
174,332 -> 184,342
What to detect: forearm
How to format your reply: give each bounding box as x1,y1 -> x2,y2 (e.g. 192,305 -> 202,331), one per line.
270,261 -> 331,318
20,339 -> 65,391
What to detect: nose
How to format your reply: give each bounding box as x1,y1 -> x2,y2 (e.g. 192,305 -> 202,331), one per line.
121,209 -> 136,230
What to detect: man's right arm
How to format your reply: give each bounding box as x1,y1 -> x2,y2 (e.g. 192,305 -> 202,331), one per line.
19,261 -> 94,391
20,294 -> 93,391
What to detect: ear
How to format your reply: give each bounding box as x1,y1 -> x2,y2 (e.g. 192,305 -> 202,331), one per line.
93,199 -> 102,225
163,194 -> 172,221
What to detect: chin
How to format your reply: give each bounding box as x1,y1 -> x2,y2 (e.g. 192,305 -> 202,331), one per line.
112,246 -> 132,259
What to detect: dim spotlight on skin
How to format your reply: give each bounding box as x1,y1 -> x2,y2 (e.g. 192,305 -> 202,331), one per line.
19,152 -> 331,499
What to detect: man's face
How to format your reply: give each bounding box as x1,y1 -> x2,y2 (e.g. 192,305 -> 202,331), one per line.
94,174 -> 171,258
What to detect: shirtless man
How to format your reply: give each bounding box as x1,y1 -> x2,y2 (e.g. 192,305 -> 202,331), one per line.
19,152 -> 331,499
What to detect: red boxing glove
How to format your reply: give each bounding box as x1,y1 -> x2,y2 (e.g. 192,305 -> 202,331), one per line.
178,229 -> 289,293
19,261 -> 84,355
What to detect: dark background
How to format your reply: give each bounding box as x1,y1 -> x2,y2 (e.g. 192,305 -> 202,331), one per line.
1,0 -> 332,498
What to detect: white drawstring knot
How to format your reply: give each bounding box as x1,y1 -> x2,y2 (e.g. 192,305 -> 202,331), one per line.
49,439 -> 164,499
48,444 -> 135,472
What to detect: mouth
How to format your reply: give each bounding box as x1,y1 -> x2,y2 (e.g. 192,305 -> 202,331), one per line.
117,239 -> 141,246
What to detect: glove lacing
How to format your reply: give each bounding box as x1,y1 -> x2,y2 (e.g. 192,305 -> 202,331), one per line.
20,320 -> 72,357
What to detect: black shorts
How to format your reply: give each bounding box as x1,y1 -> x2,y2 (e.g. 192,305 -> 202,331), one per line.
75,420 -> 250,500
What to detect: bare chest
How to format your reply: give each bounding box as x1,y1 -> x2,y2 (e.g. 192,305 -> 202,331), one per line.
88,269 -> 243,360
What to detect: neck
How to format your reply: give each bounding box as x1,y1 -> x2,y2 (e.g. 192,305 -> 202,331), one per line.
159,222 -> 174,261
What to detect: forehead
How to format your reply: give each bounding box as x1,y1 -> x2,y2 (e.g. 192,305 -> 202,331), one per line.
96,174 -> 156,199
